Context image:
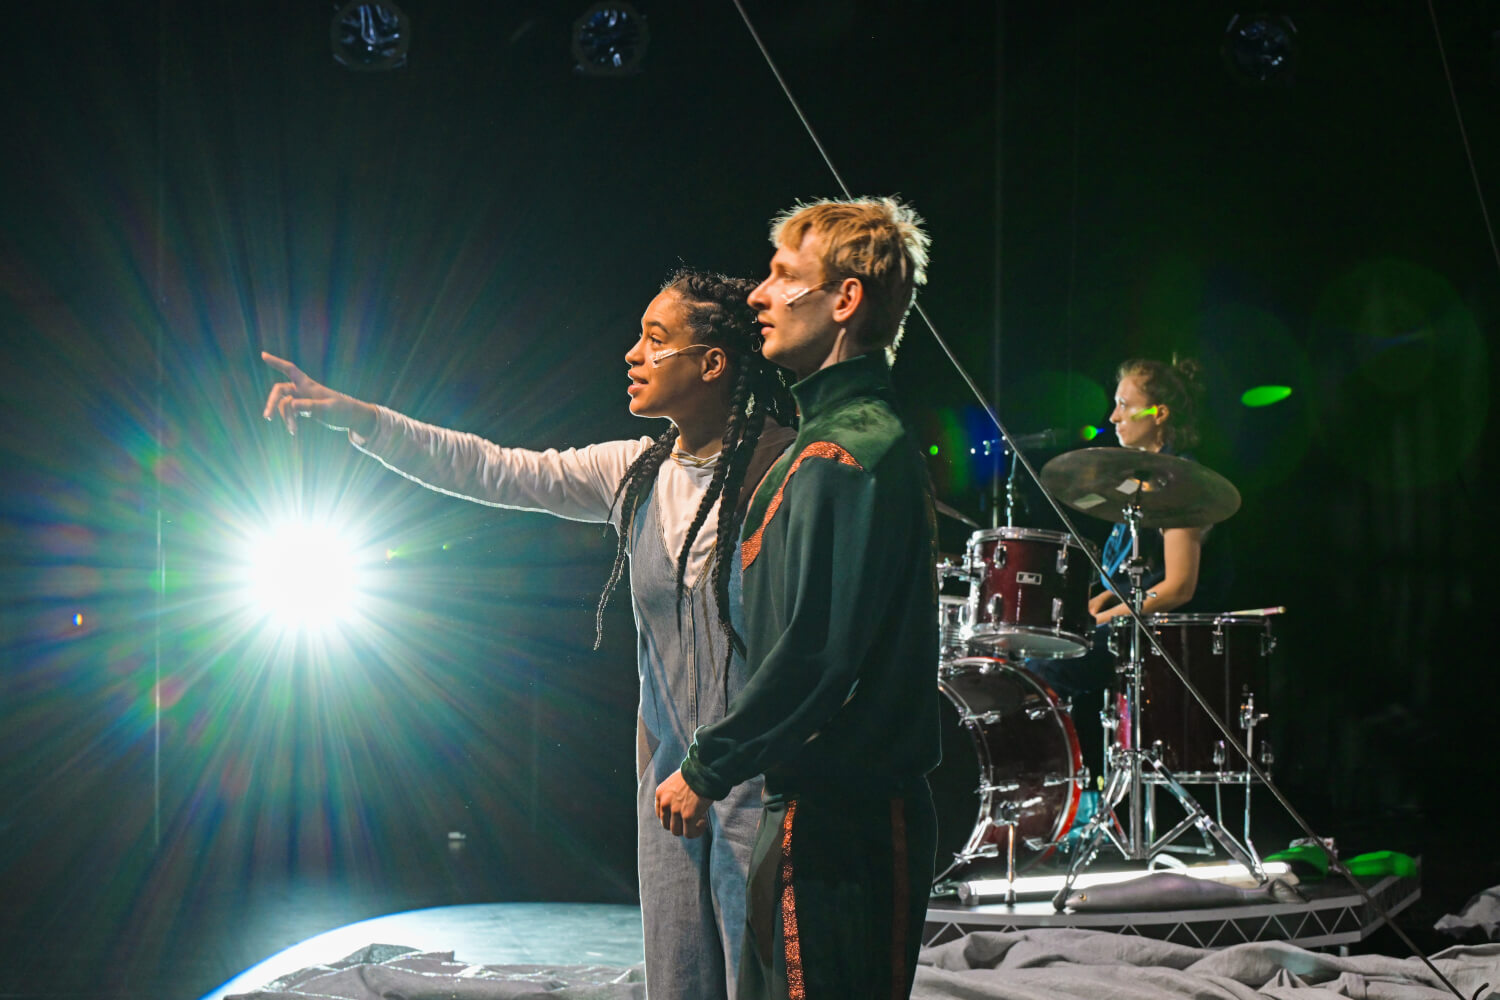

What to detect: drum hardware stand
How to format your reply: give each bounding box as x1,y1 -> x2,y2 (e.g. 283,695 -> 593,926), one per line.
1050,500 -> 1266,911
977,437 -> 1024,528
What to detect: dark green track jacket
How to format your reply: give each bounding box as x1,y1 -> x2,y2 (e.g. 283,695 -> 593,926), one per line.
680,351 -> 941,800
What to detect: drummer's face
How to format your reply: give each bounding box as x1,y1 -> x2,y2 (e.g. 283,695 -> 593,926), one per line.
1110,375 -> 1165,451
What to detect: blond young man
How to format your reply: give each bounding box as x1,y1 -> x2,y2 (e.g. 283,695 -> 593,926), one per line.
655,198 -> 941,1000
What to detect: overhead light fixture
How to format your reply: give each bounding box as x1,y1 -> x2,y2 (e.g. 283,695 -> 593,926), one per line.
1222,14 -> 1298,87
331,1 -> 411,72
572,3 -> 649,77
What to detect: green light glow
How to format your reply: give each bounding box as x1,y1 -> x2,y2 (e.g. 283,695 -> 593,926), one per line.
1082,426 -> 1101,441
1241,385 -> 1293,407
928,444 -> 939,456
1132,406 -> 1159,420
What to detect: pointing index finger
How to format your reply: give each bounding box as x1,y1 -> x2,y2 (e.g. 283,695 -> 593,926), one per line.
260,351 -> 302,379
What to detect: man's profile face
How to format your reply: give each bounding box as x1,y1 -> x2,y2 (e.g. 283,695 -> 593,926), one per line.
747,230 -> 843,380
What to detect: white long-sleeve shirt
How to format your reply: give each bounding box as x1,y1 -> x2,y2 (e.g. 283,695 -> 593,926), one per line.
352,405 -> 730,586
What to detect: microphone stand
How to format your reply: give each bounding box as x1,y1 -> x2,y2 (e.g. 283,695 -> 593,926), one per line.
979,437 -> 1024,529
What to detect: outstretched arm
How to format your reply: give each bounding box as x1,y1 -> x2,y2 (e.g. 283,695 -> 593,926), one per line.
259,352 -> 642,524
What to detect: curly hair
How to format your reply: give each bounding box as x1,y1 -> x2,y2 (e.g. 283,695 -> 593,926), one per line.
595,268 -> 798,658
1117,355 -> 1206,450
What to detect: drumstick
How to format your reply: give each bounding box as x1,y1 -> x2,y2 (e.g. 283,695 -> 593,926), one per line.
1227,606 -> 1286,616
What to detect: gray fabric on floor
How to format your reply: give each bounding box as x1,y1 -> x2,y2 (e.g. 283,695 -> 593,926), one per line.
229,932 -> 1500,999
916,930 -> 1500,999
1437,886 -> 1500,942
227,944 -> 646,999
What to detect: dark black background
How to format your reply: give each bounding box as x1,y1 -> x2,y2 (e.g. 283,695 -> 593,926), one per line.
0,2 -> 1496,994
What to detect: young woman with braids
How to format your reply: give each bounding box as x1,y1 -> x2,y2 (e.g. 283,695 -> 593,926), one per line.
260,268 -> 797,1000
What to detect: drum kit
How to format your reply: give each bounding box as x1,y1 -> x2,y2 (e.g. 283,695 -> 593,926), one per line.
932,446 -> 1280,906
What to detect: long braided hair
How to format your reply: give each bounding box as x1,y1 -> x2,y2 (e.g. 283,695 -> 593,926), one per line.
593,268 -> 797,654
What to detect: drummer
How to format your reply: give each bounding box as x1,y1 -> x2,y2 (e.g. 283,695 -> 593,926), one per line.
1029,356 -> 1232,773
1089,356 -> 1232,622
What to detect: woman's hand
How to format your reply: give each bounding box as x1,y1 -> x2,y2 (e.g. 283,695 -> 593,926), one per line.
261,352 -> 378,438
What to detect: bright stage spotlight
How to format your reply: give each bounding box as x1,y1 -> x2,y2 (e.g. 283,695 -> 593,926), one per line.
244,520 -> 364,630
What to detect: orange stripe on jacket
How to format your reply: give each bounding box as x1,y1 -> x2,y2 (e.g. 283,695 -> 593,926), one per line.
742,442 -> 863,570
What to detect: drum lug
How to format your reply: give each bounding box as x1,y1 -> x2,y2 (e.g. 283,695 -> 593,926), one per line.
1261,631 -> 1277,656
1052,597 -> 1065,625
986,594 -> 1003,623
1260,740 -> 1274,769
1212,741 -> 1226,769
1212,628 -> 1224,656
1055,545 -> 1068,575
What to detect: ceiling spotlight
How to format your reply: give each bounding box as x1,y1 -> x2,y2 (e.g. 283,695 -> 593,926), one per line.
572,3 -> 649,77
1222,13 -> 1298,87
332,1 -> 410,72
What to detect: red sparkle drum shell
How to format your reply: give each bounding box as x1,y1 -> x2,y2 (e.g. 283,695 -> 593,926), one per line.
961,528 -> 1096,658
932,656 -> 1084,879
1109,614 -> 1274,778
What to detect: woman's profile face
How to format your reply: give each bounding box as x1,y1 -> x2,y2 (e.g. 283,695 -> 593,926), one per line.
1109,374 -> 1166,451
623,290 -> 725,422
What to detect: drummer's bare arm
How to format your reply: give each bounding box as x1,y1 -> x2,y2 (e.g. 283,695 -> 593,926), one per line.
1089,589 -> 1121,616
1094,527 -> 1204,623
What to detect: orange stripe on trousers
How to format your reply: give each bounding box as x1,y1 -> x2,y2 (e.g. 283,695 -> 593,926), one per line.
779,801 -> 805,1000
890,798 -> 910,1000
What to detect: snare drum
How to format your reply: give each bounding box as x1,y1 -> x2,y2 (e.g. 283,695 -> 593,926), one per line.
1109,614 -> 1274,780
932,656 -> 1085,880
961,527 -> 1095,658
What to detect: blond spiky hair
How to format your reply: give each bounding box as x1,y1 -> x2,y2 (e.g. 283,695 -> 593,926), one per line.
769,196 -> 930,361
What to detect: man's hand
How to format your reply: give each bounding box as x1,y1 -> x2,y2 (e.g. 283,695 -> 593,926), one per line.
261,352 -> 377,437
655,769 -> 710,838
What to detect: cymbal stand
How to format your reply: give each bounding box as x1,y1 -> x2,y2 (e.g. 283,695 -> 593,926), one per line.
1051,500 -> 1266,911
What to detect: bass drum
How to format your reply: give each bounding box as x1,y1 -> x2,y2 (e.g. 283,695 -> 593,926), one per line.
931,656 -> 1085,885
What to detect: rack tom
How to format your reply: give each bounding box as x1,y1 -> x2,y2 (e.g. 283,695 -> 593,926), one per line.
961,527 -> 1095,658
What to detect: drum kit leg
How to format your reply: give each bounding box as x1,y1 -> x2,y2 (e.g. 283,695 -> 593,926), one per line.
933,449 -> 1277,908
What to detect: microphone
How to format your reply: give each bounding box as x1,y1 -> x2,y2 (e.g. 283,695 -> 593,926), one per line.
1006,427 -> 1094,450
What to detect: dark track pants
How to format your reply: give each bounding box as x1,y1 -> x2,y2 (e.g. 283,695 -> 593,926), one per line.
737,784 -> 937,1000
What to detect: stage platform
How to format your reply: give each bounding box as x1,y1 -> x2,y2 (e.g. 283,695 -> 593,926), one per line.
924,861 -> 1422,952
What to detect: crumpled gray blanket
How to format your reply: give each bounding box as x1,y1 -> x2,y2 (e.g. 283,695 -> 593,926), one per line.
916,929 -> 1500,999
231,932 -> 1500,1000
1438,887 -> 1500,943
229,943 -> 646,999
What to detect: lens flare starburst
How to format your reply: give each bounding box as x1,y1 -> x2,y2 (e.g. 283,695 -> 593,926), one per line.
244,520 -> 362,631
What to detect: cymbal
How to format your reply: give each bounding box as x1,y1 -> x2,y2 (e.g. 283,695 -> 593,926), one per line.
935,499 -> 980,529
1039,448 -> 1240,528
